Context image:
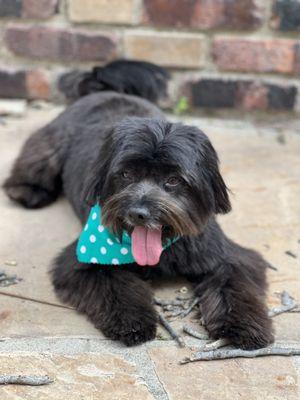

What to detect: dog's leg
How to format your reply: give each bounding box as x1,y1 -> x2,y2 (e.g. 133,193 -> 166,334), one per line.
193,248 -> 274,350
50,241 -> 157,346
3,125 -> 67,208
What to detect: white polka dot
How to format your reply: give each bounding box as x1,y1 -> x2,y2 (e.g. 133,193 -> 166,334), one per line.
80,245 -> 86,254
84,224 -> 88,231
98,225 -> 104,233
100,247 -> 107,255
107,238 -> 113,246
92,212 -> 97,220
120,247 -> 128,255
89,234 -> 96,243
112,258 -> 119,265
90,257 -> 98,264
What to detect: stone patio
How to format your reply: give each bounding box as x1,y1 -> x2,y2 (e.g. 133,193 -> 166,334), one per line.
0,105 -> 299,399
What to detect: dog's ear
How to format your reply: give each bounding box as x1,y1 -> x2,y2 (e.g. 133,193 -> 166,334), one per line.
83,164 -> 105,206
204,141 -> 231,214
209,161 -> 231,214
83,133 -> 113,205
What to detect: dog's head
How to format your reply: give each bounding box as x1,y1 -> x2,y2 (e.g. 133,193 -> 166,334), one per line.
84,118 -> 231,265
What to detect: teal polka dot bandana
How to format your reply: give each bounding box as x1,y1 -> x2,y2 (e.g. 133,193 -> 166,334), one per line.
76,204 -> 178,266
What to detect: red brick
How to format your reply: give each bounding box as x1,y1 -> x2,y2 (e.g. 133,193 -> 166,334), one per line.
213,38 -> 296,74
5,25 -> 117,62
0,0 -> 22,17
184,77 -> 297,111
0,0 -> 58,19
237,82 -> 268,110
271,0 -> 300,32
0,70 -> 26,98
25,70 -> 50,100
142,0 -> 263,30
22,0 -> 59,19
188,79 -> 238,108
0,69 -> 50,100
267,83 -> 297,109
142,0 -> 196,28
294,44 -> 300,74
68,0 -> 136,24
124,31 -> 204,68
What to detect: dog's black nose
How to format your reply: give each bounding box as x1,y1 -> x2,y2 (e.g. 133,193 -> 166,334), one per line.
128,206 -> 151,225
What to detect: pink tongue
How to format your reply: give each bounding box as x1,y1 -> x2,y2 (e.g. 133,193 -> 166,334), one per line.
131,226 -> 163,266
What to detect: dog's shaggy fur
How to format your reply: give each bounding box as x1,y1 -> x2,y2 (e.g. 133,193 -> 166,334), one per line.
4,60 -> 274,348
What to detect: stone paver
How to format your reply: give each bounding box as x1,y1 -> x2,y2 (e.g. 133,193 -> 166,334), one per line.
0,352 -> 154,400
0,105 -> 299,399
149,347 -> 300,400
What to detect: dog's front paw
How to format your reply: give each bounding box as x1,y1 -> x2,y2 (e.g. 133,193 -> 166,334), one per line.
117,319 -> 157,346
101,307 -> 157,346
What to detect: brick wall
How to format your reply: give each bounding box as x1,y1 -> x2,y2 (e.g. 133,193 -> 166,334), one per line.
0,0 -> 299,113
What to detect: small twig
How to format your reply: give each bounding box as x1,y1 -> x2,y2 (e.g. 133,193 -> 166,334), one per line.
158,313 -> 185,348
183,324 -> 209,340
180,297 -> 200,318
176,295 -> 192,301
154,298 -> 184,307
157,290 -> 297,361
165,308 -> 185,318
281,291 -> 296,306
0,291 -> 75,311
266,262 -> 278,271
155,296 -> 200,319
285,251 -> 297,259
162,305 -> 177,311
180,344 -> 300,364
0,375 -> 53,386
268,291 -> 297,317
181,290 -> 298,364
0,270 -> 22,287
200,338 -> 230,351
4,260 -> 18,266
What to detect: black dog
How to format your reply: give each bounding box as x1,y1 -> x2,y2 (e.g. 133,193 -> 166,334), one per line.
4,60 -> 273,348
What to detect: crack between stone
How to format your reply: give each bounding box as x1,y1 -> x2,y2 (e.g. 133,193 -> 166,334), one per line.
145,347 -> 170,400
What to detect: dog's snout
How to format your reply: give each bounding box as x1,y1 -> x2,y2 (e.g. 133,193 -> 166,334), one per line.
128,206 -> 151,225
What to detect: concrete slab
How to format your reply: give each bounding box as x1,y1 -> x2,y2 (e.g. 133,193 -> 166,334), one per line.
0,107 -> 80,305
0,294 -> 100,338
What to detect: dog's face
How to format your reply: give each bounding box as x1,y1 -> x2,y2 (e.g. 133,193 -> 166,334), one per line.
85,117 -> 231,248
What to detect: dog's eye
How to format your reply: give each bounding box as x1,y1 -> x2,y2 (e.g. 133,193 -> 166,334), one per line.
165,176 -> 182,187
121,170 -> 131,179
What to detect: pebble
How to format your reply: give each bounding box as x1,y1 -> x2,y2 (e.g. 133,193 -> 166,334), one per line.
4,260 -> 17,266
179,286 -> 188,294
